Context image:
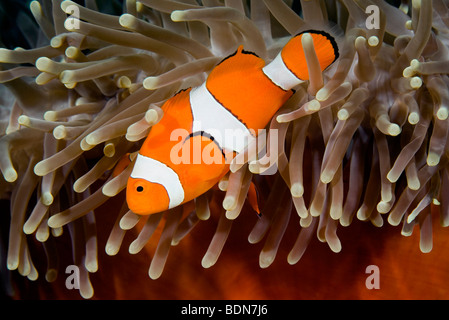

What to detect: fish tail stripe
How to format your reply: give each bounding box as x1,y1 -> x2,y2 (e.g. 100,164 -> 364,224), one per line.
130,154 -> 185,208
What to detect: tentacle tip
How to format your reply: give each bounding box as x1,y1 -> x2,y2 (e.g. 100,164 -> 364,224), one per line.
102,184 -> 118,197
386,171 -> 397,183
402,66 -> 414,78
65,46 -> 80,60
85,261 -> 98,273
420,243 -> 432,254
201,256 -> 214,269
225,210 -> 239,220
315,89 -> 328,102
128,242 -> 141,255
247,234 -> 259,244
376,201 -> 391,214
80,137 -> 96,151
388,123 -> 401,136
426,153 -> 440,166
406,214 -> 415,224
410,59 -> 420,70
339,218 -> 350,227
50,36 -> 64,48
73,181 -> 86,193
248,161 -> 259,173
103,144 -> 116,158
143,77 -> 158,90
408,112 -> 419,124
218,180 -> 228,191
328,242 -> 342,253
276,115 -> 287,123
119,13 -> 136,28
6,259 -> 19,271
405,20 -> 412,30
27,270 -> 39,281
64,18 -> 80,32
387,215 -> 401,226
47,216 -> 60,229
287,255 -> 299,266
45,269 -> 58,283
408,180 -> 420,190
308,100 -> 321,110
410,76 -> 422,89
412,0 -> 421,9
60,0 -> 75,11
60,70 -> 75,84
148,268 -> 162,280
53,125 -> 67,140
171,10 -> 185,22
4,168 -> 18,182
337,109 -> 349,120
355,36 -> 366,45
23,222 -> 35,235
80,286 -> 94,300
222,196 -> 236,211
371,216 -> 384,227
105,244 -> 119,256
44,111 -> 57,121
259,254 -> 275,269
119,218 -> 135,231
367,36 -> 379,47
136,1 -> 145,13
117,76 -> 132,89
320,172 -> 333,184
145,109 -> 159,124
18,115 -> 30,126
42,192 -> 54,206
36,231 -> 50,243
300,32 -> 313,45
290,183 -> 304,198
437,107 -> 448,120
29,0 -> 41,11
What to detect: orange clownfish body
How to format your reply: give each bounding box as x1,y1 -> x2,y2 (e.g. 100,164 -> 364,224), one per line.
126,30 -> 339,215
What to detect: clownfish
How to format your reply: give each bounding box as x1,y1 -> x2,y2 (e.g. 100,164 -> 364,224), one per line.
126,30 -> 339,215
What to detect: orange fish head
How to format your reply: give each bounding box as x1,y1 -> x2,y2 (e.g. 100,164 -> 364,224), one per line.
126,177 -> 170,215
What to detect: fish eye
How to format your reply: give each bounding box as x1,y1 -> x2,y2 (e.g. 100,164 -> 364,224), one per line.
136,186 -> 144,192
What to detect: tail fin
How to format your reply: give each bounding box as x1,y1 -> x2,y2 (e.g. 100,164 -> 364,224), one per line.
281,30 -> 339,81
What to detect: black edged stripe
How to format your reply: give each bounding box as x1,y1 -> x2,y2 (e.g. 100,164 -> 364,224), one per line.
205,84 -> 255,137
184,131 -> 227,160
261,67 -> 295,93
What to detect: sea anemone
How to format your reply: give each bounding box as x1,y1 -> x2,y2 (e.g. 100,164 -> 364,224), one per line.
1,0 -> 449,299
